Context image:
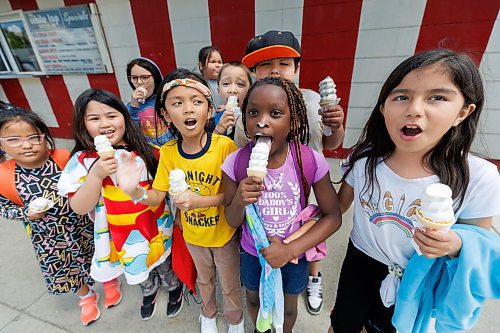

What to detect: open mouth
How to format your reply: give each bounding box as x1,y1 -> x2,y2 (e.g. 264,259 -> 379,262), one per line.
401,125 -> 422,137
253,133 -> 273,146
184,118 -> 198,130
100,130 -> 115,138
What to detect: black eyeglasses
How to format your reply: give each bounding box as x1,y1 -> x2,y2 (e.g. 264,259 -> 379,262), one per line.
128,75 -> 153,83
0,134 -> 45,147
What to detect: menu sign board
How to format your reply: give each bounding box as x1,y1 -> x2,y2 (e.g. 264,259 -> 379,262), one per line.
25,5 -> 108,74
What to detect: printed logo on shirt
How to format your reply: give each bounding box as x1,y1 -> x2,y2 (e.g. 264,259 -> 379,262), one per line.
362,191 -> 420,237
257,179 -> 300,237
182,170 -> 222,228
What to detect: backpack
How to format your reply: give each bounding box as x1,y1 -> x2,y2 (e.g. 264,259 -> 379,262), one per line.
0,149 -> 70,207
234,141 -> 317,207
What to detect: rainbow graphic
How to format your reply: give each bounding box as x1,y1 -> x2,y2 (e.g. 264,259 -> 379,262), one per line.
369,212 -> 414,238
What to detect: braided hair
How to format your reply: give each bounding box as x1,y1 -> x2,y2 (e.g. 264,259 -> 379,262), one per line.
241,76 -> 311,200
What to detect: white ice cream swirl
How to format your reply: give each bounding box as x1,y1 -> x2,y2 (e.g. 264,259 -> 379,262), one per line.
319,76 -> 338,104
169,169 -> 189,194
248,141 -> 270,172
418,183 -> 455,223
94,135 -> 113,152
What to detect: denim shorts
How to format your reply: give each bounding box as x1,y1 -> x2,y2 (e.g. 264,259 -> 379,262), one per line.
240,249 -> 309,295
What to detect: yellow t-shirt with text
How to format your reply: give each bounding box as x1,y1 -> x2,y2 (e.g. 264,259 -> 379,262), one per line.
153,133 -> 237,247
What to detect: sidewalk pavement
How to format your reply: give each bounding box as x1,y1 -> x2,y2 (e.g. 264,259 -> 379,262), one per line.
0,152 -> 498,332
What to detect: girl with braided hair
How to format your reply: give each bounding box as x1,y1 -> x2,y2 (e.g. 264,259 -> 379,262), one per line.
222,76 -> 342,333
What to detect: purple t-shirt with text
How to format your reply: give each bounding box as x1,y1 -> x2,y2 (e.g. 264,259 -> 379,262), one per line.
221,144 -> 329,256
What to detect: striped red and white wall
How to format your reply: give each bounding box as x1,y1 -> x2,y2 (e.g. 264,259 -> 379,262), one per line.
0,0 -> 499,159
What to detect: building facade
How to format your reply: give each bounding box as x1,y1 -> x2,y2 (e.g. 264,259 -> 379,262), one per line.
0,0 -> 499,158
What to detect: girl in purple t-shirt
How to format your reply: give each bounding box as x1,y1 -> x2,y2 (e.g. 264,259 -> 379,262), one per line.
222,76 -> 342,333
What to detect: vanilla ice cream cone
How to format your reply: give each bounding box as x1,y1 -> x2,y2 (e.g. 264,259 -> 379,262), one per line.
319,76 -> 341,137
97,150 -> 116,159
416,209 -> 454,231
415,183 -> 455,232
28,197 -> 54,214
246,168 -> 267,180
246,137 -> 271,180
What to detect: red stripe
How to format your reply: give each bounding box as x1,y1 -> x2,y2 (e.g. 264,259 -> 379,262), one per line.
300,0 -> 363,158
415,0 -> 499,65
10,0 -> 37,10
0,79 -> 31,110
130,0 -> 177,74
208,0 -> 255,62
39,76 -> 74,138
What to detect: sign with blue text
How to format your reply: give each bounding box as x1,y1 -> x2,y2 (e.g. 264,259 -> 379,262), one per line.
25,5 -> 109,74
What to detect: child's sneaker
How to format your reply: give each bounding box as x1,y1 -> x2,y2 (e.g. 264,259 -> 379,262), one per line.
166,284 -> 184,317
306,272 -> 323,315
227,319 -> 244,333
79,292 -> 100,326
140,290 -> 158,320
199,314 -> 218,333
103,278 -> 122,308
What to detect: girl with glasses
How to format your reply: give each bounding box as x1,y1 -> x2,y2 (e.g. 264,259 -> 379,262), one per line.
0,106 -> 99,326
126,57 -> 173,147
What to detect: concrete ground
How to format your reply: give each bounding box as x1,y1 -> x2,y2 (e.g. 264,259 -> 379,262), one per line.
0,141 -> 498,332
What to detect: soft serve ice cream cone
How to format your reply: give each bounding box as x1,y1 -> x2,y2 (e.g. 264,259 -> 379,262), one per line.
28,197 -> 54,214
169,169 -> 190,200
225,95 -> 238,112
415,183 -> 456,232
319,76 -> 341,136
94,135 -> 115,159
136,87 -> 148,104
225,96 -> 240,135
247,137 -> 271,180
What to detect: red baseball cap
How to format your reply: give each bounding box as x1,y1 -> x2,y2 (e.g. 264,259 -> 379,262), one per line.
242,30 -> 301,68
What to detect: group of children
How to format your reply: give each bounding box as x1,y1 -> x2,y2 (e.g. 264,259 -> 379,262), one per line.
1,29 -> 499,333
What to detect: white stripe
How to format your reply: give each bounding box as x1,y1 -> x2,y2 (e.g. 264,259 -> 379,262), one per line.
344,0 -> 427,147
18,77 -> 58,126
36,0 -> 63,9
95,0 -> 140,100
255,0 -> 303,39
0,0 -> 12,11
476,10 -> 500,159
255,0 -> 304,84
167,0 -> 211,70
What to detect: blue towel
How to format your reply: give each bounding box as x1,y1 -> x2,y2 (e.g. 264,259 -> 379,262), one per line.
393,224 -> 500,333
245,203 -> 284,332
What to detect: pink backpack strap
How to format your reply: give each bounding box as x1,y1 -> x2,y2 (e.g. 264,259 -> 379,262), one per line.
234,142 -> 253,183
290,143 -> 317,207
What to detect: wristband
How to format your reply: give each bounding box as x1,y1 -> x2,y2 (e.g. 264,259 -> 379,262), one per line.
132,186 -> 148,204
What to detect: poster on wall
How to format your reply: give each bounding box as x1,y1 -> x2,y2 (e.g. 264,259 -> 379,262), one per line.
25,5 -> 110,74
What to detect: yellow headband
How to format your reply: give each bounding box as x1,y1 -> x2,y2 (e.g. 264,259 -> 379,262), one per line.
162,78 -> 212,103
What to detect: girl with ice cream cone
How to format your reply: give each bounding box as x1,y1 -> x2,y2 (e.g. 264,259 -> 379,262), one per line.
214,61 -> 252,140
0,105 -> 97,326
117,69 -> 243,333
330,49 -> 500,333
222,76 -> 342,333
126,57 -> 173,146
58,89 -> 182,321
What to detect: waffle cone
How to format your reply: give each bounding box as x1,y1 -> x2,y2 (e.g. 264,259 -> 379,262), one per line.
169,188 -> 189,200
247,168 -> 267,180
416,209 -> 454,230
98,150 -> 115,159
